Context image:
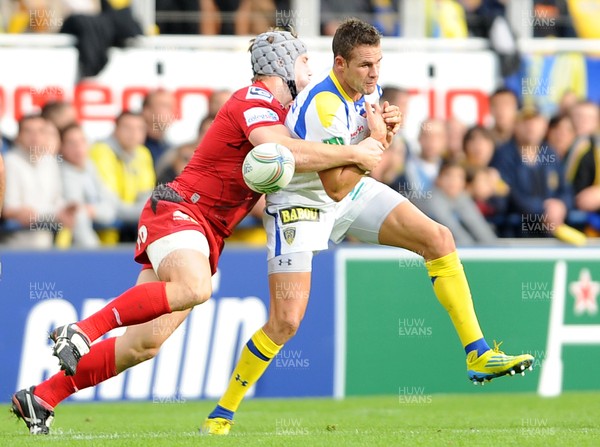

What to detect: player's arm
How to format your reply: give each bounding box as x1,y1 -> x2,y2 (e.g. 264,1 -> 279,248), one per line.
248,125 -> 383,173
319,101 -> 389,202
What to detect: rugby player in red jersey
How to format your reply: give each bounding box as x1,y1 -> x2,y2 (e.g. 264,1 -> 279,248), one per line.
11,30 -> 396,435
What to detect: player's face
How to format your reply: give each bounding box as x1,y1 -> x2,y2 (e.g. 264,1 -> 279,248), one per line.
340,44 -> 382,98
294,54 -> 312,93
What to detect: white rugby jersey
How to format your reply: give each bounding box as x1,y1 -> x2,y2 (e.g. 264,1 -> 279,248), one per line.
267,70 -> 381,207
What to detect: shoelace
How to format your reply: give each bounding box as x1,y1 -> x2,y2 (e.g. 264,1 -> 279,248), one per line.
492,340 -> 505,355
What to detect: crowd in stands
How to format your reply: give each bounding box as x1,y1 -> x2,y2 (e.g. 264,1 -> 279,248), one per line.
374,86 -> 600,246
1,85 -> 599,249
1,0 -> 599,39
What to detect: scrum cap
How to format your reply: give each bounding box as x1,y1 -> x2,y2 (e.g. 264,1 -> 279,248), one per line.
250,31 -> 307,99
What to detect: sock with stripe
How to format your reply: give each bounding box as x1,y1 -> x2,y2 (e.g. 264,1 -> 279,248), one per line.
209,328 -> 282,420
425,251 -> 490,357
77,282 -> 171,342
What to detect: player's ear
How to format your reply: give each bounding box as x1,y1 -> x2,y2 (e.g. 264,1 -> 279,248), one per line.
333,55 -> 346,70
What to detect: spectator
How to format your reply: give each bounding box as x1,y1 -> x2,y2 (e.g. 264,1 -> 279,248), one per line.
446,117 -> 467,162
235,0 -> 276,35
0,115 -> 76,249
89,111 -> 155,243
41,100 -> 78,132
463,125 -> 509,220
321,0 -> 372,35
569,100 -> 599,138
566,0 -> 600,38
157,142 -> 195,185
491,108 -> 573,238
558,90 -> 579,115
380,86 -> 411,152
208,89 -> 232,116
414,160 -> 498,245
532,0 -> 576,38
488,87 -> 519,146
156,114 -> 214,182
142,89 -> 177,167
466,166 -> 506,221
60,123 -> 117,248
200,0 -> 275,35
404,118 -> 447,193
428,0 -> 469,38
546,114 -> 577,162
197,113 -> 215,143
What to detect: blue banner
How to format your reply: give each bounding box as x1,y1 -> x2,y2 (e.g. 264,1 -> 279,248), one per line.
0,248 -> 335,402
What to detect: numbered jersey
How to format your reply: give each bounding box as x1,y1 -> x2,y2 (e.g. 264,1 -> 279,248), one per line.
268,70 -> 381,207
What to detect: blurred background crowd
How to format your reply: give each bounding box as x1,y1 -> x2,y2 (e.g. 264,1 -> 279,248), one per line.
0,0 -> 599,249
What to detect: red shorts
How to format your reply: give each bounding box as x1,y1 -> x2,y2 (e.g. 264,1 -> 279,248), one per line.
134,197 -> 224,275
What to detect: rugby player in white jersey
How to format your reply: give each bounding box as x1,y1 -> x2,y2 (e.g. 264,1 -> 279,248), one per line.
204,18 -> 534,435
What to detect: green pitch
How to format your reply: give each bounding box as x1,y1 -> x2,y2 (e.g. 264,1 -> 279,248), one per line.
2,393 -> 599,446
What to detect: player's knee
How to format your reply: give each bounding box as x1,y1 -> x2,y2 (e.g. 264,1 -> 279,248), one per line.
180,278 -> 212,307
424,223 -> 455,259
272,315 -> 302,342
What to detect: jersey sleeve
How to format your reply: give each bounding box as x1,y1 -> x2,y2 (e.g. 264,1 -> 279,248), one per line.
233,86 -> 287,139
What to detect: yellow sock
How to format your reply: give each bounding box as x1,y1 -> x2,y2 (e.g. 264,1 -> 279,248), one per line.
425,251 -> 484,348
217,328 -> 282,414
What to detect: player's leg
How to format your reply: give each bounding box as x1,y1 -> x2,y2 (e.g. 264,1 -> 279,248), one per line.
50,230 -> 213,376
13,268 -> 191,435
345,180 -> 533,383
203,254 -> 313,435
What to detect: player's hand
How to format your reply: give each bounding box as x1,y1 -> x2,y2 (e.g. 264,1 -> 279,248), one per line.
364,101 -> 388,147
382,101 -> 402,136
354,137 -> 384,172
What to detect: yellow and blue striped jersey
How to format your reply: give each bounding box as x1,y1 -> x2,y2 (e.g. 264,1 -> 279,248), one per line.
268,70 -> 381,207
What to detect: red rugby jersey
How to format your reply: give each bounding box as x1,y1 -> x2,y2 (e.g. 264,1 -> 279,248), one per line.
170,81 -> 287,237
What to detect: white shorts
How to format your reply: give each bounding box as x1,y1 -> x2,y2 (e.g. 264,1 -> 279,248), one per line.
146,230 -> 210,277
264,177 -> 406,260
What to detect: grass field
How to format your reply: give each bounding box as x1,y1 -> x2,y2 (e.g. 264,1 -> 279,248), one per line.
2,393 -> 599,446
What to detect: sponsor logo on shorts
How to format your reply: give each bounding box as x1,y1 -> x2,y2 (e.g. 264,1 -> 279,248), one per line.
283,227 -> 296,245
243,107 -> 279,126
173,210 -> 199,224
246,86 -> 273,102
278,207 -> 320,224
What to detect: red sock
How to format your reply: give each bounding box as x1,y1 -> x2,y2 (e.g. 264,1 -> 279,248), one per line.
34,338 -> 117,409
77,282 -> 170,342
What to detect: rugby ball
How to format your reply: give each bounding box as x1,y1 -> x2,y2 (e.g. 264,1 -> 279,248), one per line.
242,143 -> 295,194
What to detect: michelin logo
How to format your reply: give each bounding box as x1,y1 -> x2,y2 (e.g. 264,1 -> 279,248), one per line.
244,107 -> 279,126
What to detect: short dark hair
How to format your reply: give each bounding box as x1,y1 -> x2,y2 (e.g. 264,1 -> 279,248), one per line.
332,18 -> 381,61
18,114 -> 46,134
41,101 -> 71,120
142,89 -> 171,109
490,87 -> 518,102
115,111 -> 143,126
380,86 -> 408,104
463,125 -> 494,152
59,122 -> 82,142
